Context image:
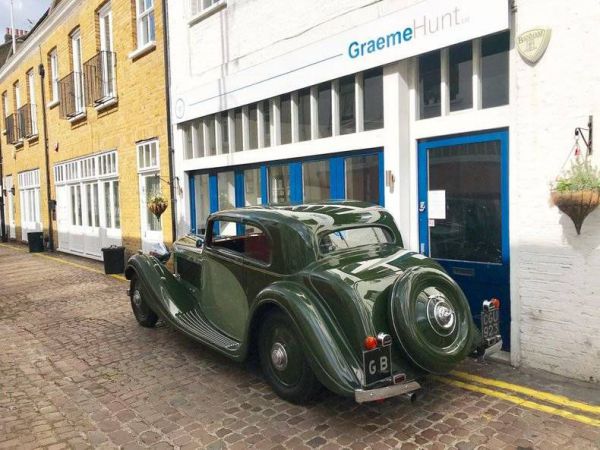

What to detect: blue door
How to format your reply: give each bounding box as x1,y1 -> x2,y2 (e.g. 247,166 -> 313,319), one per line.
418,130 -> 510,349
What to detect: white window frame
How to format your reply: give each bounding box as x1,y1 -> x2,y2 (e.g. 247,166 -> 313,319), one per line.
14,81 -> 21,109
189,0 -> 226,25
49,49 -> 59,104
18,169 -> 42,241
136,0 -> 155,49
99,3 -> 116,100
2,91 -> 8,118
137,139 -> 160,172
70,29 -> 85,115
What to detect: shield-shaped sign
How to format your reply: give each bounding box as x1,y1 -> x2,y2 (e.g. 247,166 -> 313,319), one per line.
517,28 -> 552,64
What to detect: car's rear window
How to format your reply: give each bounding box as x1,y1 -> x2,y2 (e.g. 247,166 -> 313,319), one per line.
319,226 -> 394,255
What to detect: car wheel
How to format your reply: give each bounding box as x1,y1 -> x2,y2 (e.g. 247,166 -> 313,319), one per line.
130,275 -> 158,328
258,310 -> 320,404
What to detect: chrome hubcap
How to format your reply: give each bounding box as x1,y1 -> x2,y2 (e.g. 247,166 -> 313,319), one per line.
426,294 -> 456,336
270,342 -> 288,371
133,290 -> 143,307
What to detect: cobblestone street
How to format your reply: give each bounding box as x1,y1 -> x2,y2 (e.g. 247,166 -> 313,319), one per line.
0,244 -> 599,450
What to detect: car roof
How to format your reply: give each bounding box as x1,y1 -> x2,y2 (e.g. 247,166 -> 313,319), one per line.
211,200 -> 397,236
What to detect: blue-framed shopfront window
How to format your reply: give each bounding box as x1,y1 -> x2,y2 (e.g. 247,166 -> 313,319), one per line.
188,148 -> 384,233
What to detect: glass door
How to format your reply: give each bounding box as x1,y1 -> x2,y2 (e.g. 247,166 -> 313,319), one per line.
139,173 -> 162,253
418,130 -> 510,349
83,182 -> 101,256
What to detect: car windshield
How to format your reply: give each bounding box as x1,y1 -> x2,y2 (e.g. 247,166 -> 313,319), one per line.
319,226 -> 393,255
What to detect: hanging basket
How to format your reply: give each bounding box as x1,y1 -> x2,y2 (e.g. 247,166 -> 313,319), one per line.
148,200 -> 168,219
551,189 -> 600,234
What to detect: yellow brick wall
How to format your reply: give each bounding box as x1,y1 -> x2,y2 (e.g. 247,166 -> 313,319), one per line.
0,0 -> 171,258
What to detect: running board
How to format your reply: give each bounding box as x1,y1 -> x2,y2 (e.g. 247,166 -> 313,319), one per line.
176,308 -> 241,351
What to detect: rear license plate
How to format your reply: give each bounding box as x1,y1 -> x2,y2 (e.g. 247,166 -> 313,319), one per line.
482,307 -> 500,340
363,346 -> 392,386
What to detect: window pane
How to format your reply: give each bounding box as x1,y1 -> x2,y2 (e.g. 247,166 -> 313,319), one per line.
205,116 -> 216,156
104,182 -> 112,227
320,227 -> 392,254
298,88 -> 311,142
219,113 -> 229,153
211,220 -> 270,263
218,171 -> 235,210
419,50 -> 441,119
363,68 -> 384,130
280,94 -> 292,145
317,83 -> 332,138
86,184 -> 92,226
145,176 -> 161,231
184,124 -> 193,159
93,183 -> 99,227
262,100 -> 271,147
303,160 -> 330,201
234,108 -> 243,151
244,168 -> 261,206
248,104 -> 258,150
76,185 -> 82,225
482,31 -> 509,109
192,120 -> 204,158
114,181 -> 120,229
194,174 -> 210,233
449,42 -> 473,111
268,165 -> 290,204
339,75 -> 355,135
346,154 -> 379,204
71,187 -> 76,225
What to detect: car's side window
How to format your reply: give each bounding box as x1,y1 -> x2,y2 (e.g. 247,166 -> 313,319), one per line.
210,220 -> 272,264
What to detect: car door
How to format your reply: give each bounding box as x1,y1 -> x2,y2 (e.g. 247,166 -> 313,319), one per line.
198,217 -> 250,341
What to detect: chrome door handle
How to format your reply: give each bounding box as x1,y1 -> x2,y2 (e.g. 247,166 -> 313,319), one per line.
419,202 -> 426,213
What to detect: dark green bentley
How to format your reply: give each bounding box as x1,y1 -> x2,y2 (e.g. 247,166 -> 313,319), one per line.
125,201 -> 501,404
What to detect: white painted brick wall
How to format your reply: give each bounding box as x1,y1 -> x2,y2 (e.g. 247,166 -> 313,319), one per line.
512,0 -> 600,381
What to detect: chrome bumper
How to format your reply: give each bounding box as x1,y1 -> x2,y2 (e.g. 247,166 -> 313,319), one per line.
482,338 -> 503,359
355,380 -> 421,403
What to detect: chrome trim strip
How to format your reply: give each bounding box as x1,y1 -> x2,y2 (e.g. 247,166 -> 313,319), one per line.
483,339 -> 503,359
355,380 -> 421,403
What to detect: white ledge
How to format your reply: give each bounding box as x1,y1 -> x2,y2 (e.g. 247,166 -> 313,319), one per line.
189,1 -> 227,26
95,97 -> 118,112
68,112 -> 86,124
128,42 -> 156,61
47,100 -> 59,109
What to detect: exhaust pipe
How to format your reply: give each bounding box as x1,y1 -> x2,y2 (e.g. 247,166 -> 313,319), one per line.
402,391 -> 417,404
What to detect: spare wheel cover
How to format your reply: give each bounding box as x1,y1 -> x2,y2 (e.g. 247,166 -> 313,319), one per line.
389,266 -> 475,374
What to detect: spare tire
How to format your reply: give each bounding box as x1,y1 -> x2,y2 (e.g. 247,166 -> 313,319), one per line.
389,265 -> 476,374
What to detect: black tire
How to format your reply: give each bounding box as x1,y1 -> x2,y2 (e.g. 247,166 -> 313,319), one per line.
130,275 -> 158,328
258,310 -> 320,404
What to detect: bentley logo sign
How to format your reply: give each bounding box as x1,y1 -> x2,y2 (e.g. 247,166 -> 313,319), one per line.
517,28 -> 552,63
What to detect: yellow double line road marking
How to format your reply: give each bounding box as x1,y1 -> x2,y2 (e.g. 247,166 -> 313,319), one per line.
432,371 -> 600,427
0,243 -> 127,282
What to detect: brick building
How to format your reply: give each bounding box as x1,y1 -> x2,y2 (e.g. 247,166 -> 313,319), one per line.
0,0 -> 172,259
167,0 -> 600,382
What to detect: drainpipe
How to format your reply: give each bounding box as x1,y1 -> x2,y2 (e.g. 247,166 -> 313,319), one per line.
0,132 -> 6,242
161,0 -> 177,244
38,62 -> 54,251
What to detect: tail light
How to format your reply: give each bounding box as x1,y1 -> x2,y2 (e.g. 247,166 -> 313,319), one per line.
490,298 -> 500,309
364,336 -> 377,350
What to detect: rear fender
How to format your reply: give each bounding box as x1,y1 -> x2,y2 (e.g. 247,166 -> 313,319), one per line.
250,281 -> 362,397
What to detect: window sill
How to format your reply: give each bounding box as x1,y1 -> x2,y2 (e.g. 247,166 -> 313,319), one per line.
95,97 -> 118,113
189,1 -> 227,26
27,134 -> 39,143
14,140 -> 24,149
128,42 -> 156,61
68,112 -> 87,124
47,100 -> 60,110
1,129 -> 5,136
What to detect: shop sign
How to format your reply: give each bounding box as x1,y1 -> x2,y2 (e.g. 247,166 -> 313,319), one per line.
516,28 -> 552,64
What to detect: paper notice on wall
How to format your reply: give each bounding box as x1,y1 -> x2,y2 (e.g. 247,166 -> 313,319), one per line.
428,190 -> 446,220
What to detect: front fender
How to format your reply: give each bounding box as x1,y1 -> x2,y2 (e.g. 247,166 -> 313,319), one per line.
250,281 -> 363,397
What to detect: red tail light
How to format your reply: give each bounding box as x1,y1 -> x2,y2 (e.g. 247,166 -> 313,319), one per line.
364,336 -> 377,350
491,298 -> 500,309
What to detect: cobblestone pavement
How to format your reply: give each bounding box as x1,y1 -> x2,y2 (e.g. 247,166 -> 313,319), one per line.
1,244 -> 599,450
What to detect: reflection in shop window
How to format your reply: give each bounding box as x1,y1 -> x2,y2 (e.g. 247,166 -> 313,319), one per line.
218,113 -> 229,153
193,120 -> 204,158
114,181 -> 120,229
317,82 -> 332,138
449,42 -> 473,112
262,100 -> 271,147
104,182 -> 112,227
205,116 -> 216,156
345,154 -> 379,204
339,75 -> 355,135
268,165 -> 290,204
482,31 -> 509,109
303,160 -> 330,201
183,123 -> 193,159
298,88 -> 311,142
363,68 -> 384,130
419,50 -> 441,119
194,174 -> 210,232
280,94 -> 292,145
93,183 -> 100,227
234,108 -> 243,151
244,168 -> 261,206
218,171 -> 235,211
248,104 -> 258,150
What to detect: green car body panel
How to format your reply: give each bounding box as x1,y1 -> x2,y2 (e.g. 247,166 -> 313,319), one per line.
125,201 -> 486,398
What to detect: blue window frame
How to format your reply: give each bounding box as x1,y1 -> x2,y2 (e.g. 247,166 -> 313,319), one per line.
188,148 -> 384,233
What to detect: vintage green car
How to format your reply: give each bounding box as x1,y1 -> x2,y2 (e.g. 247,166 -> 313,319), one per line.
125,201 -> 501,404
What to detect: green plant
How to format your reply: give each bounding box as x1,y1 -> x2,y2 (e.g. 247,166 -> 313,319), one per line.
554,158 -> 600,192
147,193 -> 168,205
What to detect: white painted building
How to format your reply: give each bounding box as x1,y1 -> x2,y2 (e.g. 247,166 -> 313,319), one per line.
166,0 -> 600,382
